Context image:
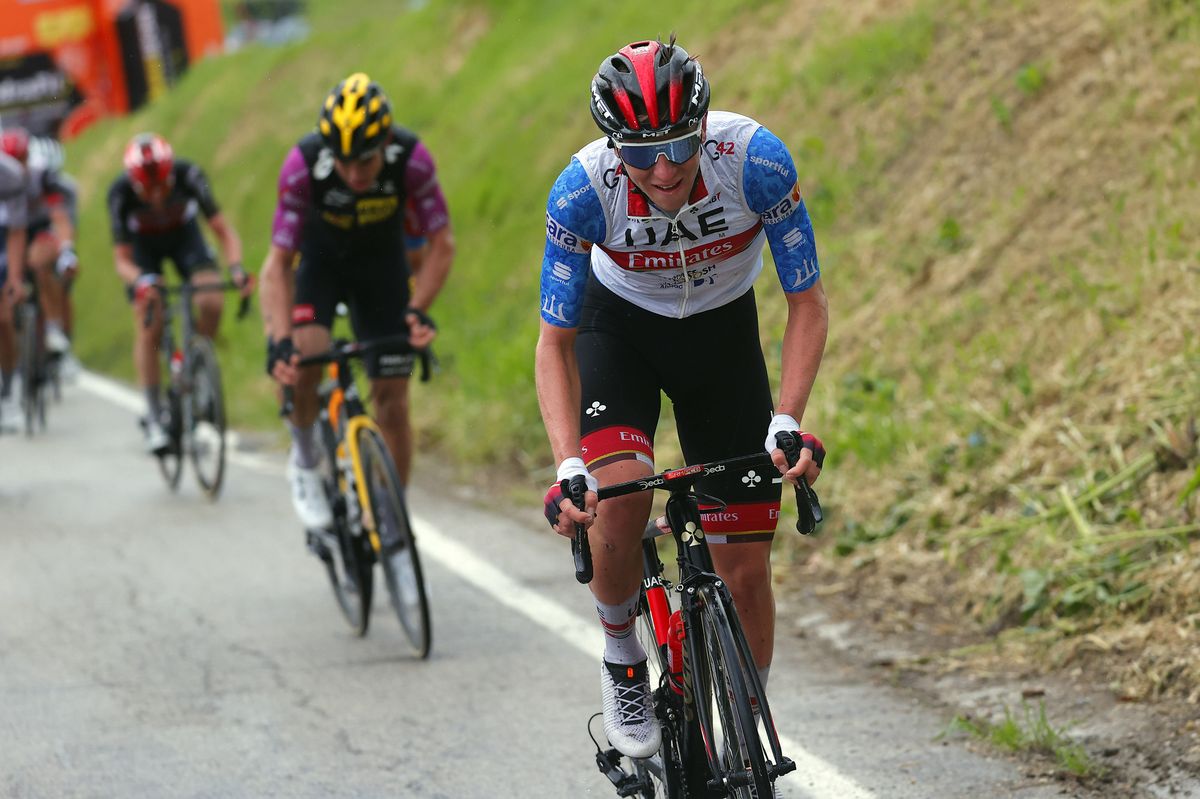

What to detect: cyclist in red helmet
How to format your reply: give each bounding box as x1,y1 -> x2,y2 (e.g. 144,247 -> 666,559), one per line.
107,132 -> 251,453
537,37 -> 828,764
262,73 -> 453,532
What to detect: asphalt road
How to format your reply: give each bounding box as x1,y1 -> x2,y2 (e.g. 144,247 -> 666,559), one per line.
0,375 -> 1071,798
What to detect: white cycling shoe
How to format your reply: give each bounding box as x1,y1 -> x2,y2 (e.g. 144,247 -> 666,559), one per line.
288,456 -> 333,529
45,326 -> 71,355
601,659 -> 661,759
143,418 -> 170,454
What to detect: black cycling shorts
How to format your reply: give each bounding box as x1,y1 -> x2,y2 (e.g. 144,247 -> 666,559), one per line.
292,250 -> 414,379
575,275 -> 782,544
124,219 -> 216,300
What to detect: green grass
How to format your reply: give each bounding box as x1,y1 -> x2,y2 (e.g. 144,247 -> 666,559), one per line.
941,701 -> 1099,777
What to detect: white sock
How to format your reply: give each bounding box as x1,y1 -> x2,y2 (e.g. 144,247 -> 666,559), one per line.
596,591 -> 646,666
287,420 -> 321,468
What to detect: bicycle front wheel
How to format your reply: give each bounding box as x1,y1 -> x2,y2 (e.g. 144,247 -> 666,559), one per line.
187,337 -> 227,498
156,385 -> 184,490
690,585 -> 772,798
357,426 -> 431,658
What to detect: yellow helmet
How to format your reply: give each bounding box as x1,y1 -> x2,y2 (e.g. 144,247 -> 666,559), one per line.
318,72 -> 393,161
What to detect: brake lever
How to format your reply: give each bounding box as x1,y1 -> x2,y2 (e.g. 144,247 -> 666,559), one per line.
566,475 -> 593,584
775,431 -> 823,535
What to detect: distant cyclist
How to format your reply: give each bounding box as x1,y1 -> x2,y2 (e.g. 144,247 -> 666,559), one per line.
262,72 -> 454,530
536,37 -> 828,761
0,133 -> 30,430
21,133 -> 83,377
107,132 -> 250,453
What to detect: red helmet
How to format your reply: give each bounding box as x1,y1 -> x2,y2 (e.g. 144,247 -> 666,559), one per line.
590,36 -> 710,144
1,128 -> 30,163
124,132 -> 175,197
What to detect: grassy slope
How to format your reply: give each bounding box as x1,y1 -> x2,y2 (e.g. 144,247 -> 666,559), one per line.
66,0 -> 1200,699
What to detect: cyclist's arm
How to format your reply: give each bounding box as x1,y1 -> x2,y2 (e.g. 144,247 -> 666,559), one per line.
262,146 -> 310,341
107,179 -> 140,287
113,244 -> 141,287
744,125 -> 828,481
206,212 -> 243,270
535,321 -> 584,465
408,225 -> 452,312
260,243 -> 296,343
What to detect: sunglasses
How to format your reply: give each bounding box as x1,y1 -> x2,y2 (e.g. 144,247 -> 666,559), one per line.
617,131 -> 702,170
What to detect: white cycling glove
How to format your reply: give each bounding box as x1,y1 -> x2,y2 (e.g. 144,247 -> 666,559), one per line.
764,413 -> 800,455
556,457 -> 599,494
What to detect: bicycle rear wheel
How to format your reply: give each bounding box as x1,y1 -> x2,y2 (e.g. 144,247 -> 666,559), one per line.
690,585 -> 772,798
186,336 -> 227,498
357,426 -> 431,658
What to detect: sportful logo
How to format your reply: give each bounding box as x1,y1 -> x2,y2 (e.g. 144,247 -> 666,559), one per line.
748,154 -> 791,178
551,261 -> 573,282
782,227 -> 807,250
555,182 -> 592,210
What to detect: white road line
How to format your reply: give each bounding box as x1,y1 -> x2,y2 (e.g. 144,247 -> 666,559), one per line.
78,369 -> 876,799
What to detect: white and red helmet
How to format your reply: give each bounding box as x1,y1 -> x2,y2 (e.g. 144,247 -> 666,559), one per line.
124,132 -> 175,198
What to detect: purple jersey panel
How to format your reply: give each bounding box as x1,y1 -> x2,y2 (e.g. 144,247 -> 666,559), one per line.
270,146 -> 311,250
403,141 -> 449,236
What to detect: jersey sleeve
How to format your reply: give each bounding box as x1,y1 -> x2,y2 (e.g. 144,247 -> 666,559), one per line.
540,158 -> 605,328
106,178 -> 130,245
402,141 -> 450,236
270,146 -> 311,251
743,126 -> 820,292
181,161 -> 221,218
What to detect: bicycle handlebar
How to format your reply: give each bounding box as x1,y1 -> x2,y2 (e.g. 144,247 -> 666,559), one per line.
142,281 -> 252,328
278,333 -> 435,418
596,434 -> 824,533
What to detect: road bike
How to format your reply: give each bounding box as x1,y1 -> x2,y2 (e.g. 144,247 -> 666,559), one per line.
283,334 -> 434,657
145,281 -> 248,498
573,433 -> 823,798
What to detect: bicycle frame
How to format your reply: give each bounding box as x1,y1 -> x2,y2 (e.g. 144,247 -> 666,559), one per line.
321,358 -> 386,554
588,448 -> 814,797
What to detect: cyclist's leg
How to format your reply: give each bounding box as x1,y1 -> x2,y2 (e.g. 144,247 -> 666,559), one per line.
288,252 -> 339,436
577,277 -> 666,758
284,252 -> 339,528
174,221 -> 221,338
128,241 -> 166,421
27,225 -> 67,349
346,255 -> 417,485
0,258 -> 18,427
668,288 -> 782,673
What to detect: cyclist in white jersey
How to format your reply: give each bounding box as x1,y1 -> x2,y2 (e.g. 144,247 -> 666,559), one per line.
536,37 -> 828,762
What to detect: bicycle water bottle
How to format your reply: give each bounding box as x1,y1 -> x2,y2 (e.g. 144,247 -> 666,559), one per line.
169,349 -> 183,381
667,610 -> 685,695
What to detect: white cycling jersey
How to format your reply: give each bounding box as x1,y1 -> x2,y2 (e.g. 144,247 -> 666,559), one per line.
541,111 -> 819,326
